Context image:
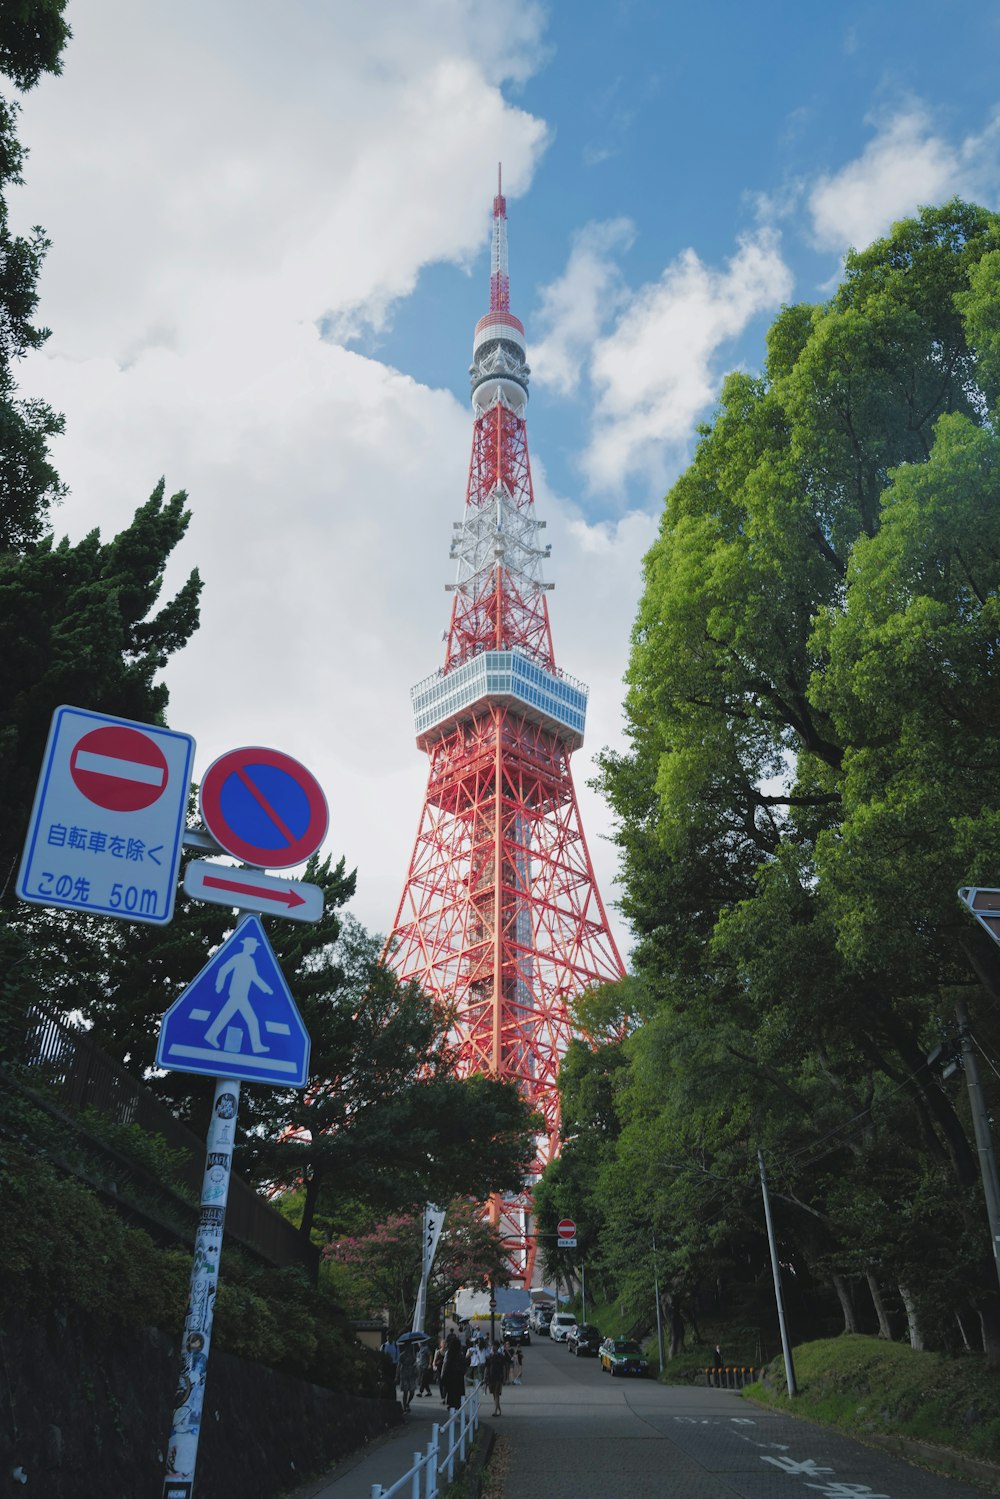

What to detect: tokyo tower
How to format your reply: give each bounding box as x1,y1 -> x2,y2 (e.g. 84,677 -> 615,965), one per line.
386,172 -> 625,1281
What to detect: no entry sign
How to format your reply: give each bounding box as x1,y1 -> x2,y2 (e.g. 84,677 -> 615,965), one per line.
70,723 -> 170,811
17,706 -> 194,925
557,1218 -> 576,1239
200,747 -> 328,869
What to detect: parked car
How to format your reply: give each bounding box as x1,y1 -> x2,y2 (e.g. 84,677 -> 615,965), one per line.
598,1337 -> 650,1376
548,1312 -> 578,1343
529,1305 -> 554,1335
500,1312 -> 531,1345
566,1322 -> 602,1356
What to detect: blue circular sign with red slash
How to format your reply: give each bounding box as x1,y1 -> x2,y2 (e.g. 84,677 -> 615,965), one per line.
200,747 -> 329,869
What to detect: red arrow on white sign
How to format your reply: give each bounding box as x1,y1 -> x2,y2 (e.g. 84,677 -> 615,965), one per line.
184,860 -> 323,924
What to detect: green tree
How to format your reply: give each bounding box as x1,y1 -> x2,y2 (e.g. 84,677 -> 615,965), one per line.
598,200 -> 1000,1361
253,920 -> 539,1240
327,1199 -> 512,1328
0,1 -> 70,557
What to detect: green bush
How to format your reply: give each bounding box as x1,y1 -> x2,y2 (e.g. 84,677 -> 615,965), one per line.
748,1334 -> 1000,1466
0,1143 -> 380,1395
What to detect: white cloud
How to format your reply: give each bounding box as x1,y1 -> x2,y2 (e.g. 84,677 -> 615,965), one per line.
530,474 -> 659,960
580,230 -> 793,493
530,218 -> 635,394
10,0 -> 562,943
809,104 -> 1000,253
12,0 -> 550,358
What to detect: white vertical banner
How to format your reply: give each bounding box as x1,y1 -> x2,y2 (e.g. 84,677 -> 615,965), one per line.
412,1202 -> 446,1332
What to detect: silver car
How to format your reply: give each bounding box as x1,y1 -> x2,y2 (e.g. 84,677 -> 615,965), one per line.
548,1312 -> 578,1343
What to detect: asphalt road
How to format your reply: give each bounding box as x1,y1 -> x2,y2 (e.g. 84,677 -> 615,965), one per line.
494,1335 -> 984,1499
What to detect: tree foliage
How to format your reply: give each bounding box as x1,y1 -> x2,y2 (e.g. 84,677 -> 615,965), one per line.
583,201 -> 1000,1362
327,1199 -> 513,1328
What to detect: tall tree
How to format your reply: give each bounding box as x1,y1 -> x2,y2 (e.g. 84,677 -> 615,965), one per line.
598,201 -> 1000,1359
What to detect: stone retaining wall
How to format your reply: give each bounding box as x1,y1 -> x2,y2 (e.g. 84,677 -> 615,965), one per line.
0,1310 -> 400,1498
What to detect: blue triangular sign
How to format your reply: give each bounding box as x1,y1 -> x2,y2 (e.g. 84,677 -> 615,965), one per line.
156,915 -> 310,1086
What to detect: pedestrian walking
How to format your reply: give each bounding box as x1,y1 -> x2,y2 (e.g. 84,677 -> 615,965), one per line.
485,1341 -> 506,1417
713,1345 -> 725,1387
433,1341 -> 446,1402
513,1345 -> 524,1384
440,1332 -> 467,1412
416,1341 -> 433,1397
397,1341 -> 417,1412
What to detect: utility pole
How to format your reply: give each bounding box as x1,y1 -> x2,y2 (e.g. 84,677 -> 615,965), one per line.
757,1148 -> 797,1397
955,994 -> 1000,1296
651,1228 -> 665,1372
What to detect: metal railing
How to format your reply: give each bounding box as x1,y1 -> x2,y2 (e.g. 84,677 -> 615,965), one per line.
371,1386 -> 480,1499
8,999 -> 318,1276
706,1365 -> 757,1389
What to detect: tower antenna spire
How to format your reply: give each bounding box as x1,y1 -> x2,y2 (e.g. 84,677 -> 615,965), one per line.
490,160 -> 510,313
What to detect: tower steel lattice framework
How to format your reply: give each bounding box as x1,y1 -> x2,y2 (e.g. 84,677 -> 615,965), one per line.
386,174 -> 625,1284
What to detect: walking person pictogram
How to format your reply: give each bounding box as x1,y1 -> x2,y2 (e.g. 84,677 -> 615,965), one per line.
205,935 -> 274,1053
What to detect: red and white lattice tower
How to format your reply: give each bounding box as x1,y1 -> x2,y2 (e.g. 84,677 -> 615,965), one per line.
386,172 -> 625,1283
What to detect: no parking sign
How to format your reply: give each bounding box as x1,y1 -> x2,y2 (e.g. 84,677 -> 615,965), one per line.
199,746 -> 328,868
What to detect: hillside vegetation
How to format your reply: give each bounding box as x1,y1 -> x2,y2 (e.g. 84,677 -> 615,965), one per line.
747,1335 -> 1000,1482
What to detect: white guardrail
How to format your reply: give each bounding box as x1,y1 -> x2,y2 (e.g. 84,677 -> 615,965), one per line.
371,1385 -> 480,1499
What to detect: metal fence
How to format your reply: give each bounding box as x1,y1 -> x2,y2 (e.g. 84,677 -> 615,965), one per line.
706,1365 -> 757,1389
9,1000 -> 318,1277
371,1386 -> 481,1499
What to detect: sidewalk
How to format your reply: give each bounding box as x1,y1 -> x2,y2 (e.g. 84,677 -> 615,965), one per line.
289,1388 -> 481,1499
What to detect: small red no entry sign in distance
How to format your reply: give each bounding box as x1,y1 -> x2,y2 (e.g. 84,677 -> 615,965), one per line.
200,746 -> 329,869
557,1218 -> 576,1238
70,724 -> 169,812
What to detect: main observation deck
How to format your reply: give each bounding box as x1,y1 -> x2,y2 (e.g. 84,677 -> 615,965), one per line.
412,650 -> 588,751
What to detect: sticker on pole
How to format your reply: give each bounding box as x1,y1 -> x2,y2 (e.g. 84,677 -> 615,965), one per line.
157,915 -> 311,1086
199,747 -> 328,869
17,706 -> 194,925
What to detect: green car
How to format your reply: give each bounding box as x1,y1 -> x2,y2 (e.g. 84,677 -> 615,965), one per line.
599,1337 -> 650,1377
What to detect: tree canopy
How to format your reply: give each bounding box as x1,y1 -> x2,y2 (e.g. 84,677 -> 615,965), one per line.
586,200 -> 1000,1362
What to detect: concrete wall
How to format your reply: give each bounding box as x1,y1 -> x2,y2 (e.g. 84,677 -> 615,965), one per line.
0,1310 -> 401,1498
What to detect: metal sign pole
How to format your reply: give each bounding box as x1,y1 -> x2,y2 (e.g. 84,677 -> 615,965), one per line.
162,1073 -> 242,1498
162,903 -> 259,1499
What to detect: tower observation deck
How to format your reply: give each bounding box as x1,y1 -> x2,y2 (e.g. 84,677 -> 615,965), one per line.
386,173 -> 625,1282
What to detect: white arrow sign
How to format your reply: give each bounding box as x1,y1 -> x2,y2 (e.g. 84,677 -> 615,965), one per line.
184,860 -> 324,923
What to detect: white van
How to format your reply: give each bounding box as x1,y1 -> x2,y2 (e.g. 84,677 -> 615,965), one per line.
549,1312 -> 578,1343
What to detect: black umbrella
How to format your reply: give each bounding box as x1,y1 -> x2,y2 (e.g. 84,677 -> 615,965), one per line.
397,1330 -> 431,1344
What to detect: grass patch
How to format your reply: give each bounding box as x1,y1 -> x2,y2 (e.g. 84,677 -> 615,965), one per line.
746,1334 -> 1000,1468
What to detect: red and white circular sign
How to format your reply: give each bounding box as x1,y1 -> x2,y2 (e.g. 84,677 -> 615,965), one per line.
70,725 -> 169,812
557,1218 -> 577,1239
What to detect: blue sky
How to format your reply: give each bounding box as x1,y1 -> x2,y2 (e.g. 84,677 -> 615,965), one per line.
372,1 -> 1000,515
10,0 -> 1000,953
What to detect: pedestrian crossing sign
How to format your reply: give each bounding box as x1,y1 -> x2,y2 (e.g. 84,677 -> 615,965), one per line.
156,915 -> 310,1086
